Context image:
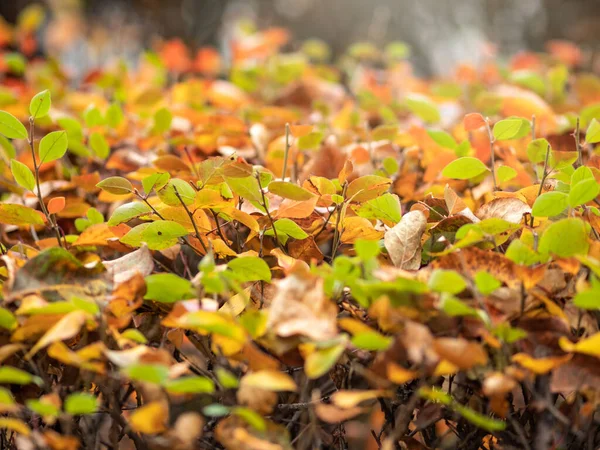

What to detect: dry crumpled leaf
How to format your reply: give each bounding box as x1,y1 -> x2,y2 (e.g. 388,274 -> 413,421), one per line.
476,197 -> 531,223
103,244 -> 154,286
384,210 -> 427,270
236,384 -> 278,415
432,337 -> 489,370
266,265 -> 337,341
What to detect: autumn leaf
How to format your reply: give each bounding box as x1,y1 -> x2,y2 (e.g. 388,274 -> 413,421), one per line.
384,210 -> 427,270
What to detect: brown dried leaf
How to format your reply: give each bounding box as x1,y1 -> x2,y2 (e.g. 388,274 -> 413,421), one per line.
476,197 -> 531,223
384,210 -> 427,270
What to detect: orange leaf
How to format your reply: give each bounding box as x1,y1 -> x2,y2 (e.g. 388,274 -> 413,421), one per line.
47,196 -> 65,215
463,113 -> 486,131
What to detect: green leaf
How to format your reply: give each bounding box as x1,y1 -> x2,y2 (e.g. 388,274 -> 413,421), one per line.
26,399 -> 59,417
107,202 -> 152,226
10,159 -> 35,191
121,329 -> 148,344
440,296 -> 479,317
527,138 -> 550,163
120,223 -> 151,248
64,393 -> 97,415
216,368 -> 239,389
356,192 -> 402,223
571,166 -> 594,186
123,364 -> 169,385
382,157 -> 399,175
442,157 -> 489,180
0,367 -> 40,385
509,70 -> 546,96
569,178 -> 600,207
454,403 -> 506,432
304,341 -> 347,379
89,132 -> 110,159
0,308 -> 16,331
87,207 -> 104,224
153,107 -> 172,134
351,331 -> 392,351
140,220 -> 188,250
106,103 -> 124,128
427,129 -> 457,149
39,130 -> 68,163
268,181 -> 315,201
273,218 -> 308,241
372,125 -> 398,142
297,131 -> 323,150
0,110 -> 27,139
142,172 -> 170,195
29,90 -> 51,119
539,218 -> 589,258
58,117 -> 83,141
531,191 -> 569,217
0,135 -> 16,160
474,271 -> 501,295
157,178 -> 196,206
228,256 -> 271,283
225,175 -> 263,203
354,239 -> 381,260
405,94 -> 440,123
428,269 -> 467,294
493,323 -> 527,343
165,376 -> 215,394
203,404 -> 230,417
96,176 -> 133,195
492,118 -> 530,141
0,203 -> 44,226
505,239 -> 540,266
144,273 -> 194,303
574,289 -> 600,309
83,106 -> 104,127
586,118 -> 600,144
497,165 -> 517,183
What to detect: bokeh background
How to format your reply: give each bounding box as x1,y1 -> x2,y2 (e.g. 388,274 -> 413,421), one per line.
1,0 -> 600,76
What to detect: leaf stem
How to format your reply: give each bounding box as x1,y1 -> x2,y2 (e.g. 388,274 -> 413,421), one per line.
173,185 -> 210,254
530,144 -> 551,228
28,117 -> 63,247
330,182 -> 348,260
256,173 -> 284,251
575,117 -> 583,167
281,123 -> 290,180
485,118 -> 498,191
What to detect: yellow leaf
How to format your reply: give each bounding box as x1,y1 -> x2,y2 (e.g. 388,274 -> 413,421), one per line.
129,402 -> 168,434
0,418 -> 31,436
241,370 -> 297,392
512,352 -> 572,374
433,359 -> 459,376
559,332 -> 600,357
386,363 -> 418,384
331,390 -> 392,409
26,311 -> 90,359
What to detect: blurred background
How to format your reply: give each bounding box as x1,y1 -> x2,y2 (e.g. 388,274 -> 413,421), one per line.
1,0 -> 600,77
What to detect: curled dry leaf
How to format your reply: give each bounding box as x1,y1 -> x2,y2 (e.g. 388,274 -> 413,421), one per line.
384,210 -> 427,270
476,197 -> 531,223
266,266 -> 337,342
432,337 -> 488,370
103,244 -> 154,286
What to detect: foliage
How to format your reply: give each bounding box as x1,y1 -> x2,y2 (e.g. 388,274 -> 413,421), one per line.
0,8 -> 598,450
